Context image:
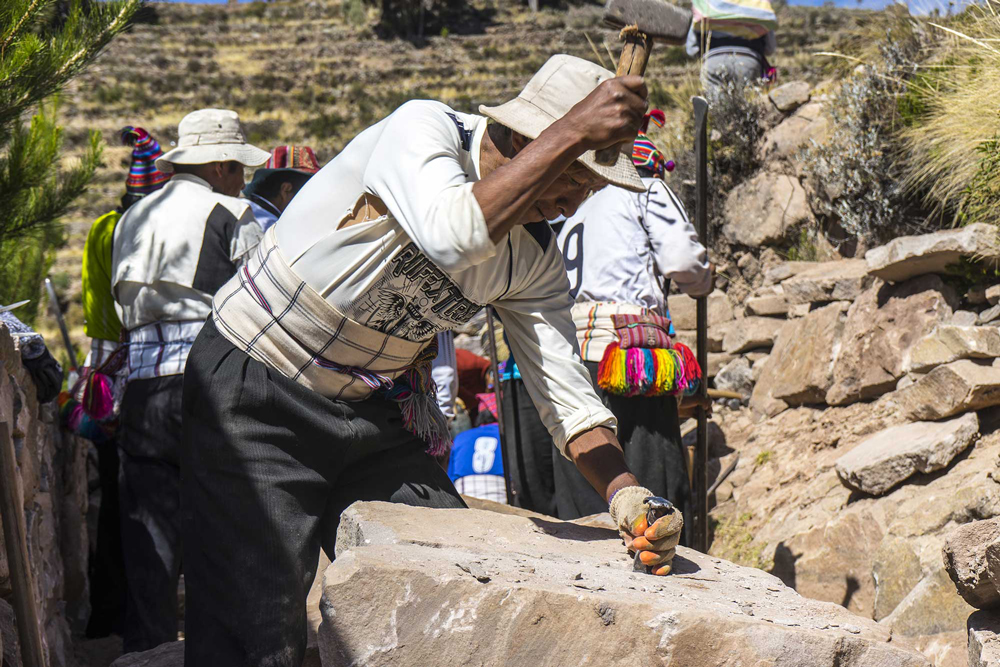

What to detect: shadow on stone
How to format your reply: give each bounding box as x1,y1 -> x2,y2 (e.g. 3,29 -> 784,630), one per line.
528,517 -> 619,543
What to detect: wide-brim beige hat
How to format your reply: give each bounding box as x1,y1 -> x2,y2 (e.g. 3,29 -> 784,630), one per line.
156,108 -> 270,173
479,54 -> 645,193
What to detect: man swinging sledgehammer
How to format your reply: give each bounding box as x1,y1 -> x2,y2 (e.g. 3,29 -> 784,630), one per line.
180,55 -> 684,666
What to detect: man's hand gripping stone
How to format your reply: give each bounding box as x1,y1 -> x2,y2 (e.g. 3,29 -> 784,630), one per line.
609,486 -> 684,576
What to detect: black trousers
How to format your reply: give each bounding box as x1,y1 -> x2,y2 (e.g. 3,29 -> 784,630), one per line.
86,438 -> 127,638
181,319 -> 465,667
502,363 -> 690,544
118,375 -> 185,653
500,378 -> 557,516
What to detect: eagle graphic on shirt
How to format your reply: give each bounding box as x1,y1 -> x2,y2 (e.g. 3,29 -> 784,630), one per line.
341,243 -> 481,342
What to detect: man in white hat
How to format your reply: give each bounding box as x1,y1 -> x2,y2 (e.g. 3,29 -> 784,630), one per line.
181,56 -> 683,666
110,108 -> 268,653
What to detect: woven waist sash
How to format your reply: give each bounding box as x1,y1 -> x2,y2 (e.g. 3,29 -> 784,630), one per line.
571,302 -> 652,363
211,228 -> 451,453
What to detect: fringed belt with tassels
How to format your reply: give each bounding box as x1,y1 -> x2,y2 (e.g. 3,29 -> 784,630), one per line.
571,301 -> 701,398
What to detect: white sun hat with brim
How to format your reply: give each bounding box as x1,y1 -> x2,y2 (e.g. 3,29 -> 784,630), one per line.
155,109 -> 271,173
479,54 -> 645,193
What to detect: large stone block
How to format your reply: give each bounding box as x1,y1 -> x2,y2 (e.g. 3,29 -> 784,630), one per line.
834,413 -> 979,496
750,302 -> 848,413
881,566 -> 977,637
321,502 -> 930,667
905,325 -> 1000,373
722,316 -> 784,353
722,172 -> 815,247
769,80 -> 811,112
668,290 -> 733,330
893,360 -> 1000,421
760,102 -> 830,162
969,610 -> 1000,667
866,223 -> 1000,283
782,259 -> 872,305
873,537 -> 923,622
942,518 -> 1000,610
827,276 -> 956,406
110,641 -> 184,666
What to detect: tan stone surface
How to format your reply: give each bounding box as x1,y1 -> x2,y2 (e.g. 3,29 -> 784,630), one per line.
873,537 -> 923,622
866,223 -> 1000,284
769,80 -> 811,112
722,172 -> 815,247
321,502 -> 931,667
892,360 -> 1000,421
905,325 -> 1000,374
882,565 -> 977,637
750,302 -> 848,414
760,102 -> 830,162
722,316 -> 784,353
668,290 -> 734,330
969,610 -> 1000,667
827,276 -> 956,406
942,518 -> 1000,610
782,259 -> 872,305
834,414 -> 979,496
710,398 -> 1000,648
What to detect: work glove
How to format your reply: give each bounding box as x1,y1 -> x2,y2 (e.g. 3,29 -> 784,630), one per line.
609,486 -> 684,576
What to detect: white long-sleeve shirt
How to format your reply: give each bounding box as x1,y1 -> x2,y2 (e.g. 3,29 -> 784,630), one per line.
111,174 -> 262,379
274,100 -> 615,453
556,177 -> 711,313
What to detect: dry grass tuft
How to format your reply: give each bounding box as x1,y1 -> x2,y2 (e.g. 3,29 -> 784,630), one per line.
900,0 -> 1000,223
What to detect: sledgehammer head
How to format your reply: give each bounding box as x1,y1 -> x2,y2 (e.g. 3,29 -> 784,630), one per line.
603,0 -> 692,45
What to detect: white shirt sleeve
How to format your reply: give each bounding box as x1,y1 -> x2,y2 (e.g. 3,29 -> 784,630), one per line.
495,229 -> 617,456
365,102 -> 497,274
642,181 -> 712,298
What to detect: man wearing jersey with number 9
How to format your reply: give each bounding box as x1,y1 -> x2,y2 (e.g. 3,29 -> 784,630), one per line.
555,109 -> 713,540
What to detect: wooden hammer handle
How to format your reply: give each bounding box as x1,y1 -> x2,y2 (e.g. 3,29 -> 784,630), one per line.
594,31 -> 653,167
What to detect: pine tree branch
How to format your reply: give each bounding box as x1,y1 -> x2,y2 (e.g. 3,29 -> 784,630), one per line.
0,0 -> 48,58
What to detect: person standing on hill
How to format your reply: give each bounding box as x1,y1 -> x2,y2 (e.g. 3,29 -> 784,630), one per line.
242,145 -> 321,231
685,0 -> 778,96
110,109 -> 267,653
180,55 -> 686,666
80,125 -> 171,638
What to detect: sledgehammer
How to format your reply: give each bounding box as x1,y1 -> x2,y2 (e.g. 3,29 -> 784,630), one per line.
594,0 -> 692,166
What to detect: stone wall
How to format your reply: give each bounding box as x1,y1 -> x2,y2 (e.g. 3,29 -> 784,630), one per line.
0,323 -> 89,667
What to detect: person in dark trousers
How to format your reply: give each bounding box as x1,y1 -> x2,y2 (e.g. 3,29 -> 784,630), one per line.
502,113 -> 712,538
80,125 -> 171,638
110,109 -> 266,653
181,55 -> 685,667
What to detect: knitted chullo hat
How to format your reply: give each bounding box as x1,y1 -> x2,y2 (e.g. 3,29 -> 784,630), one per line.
632,110 -> 674,178
120,126 -> 171,197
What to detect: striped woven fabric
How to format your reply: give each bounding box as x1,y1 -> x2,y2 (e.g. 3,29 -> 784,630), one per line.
610,312 -> 674,350
692,0 -> 777,39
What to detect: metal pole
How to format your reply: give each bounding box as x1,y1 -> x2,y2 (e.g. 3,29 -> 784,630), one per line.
485,307 -> 515,505
44,277 -> 78,372
0,421 -> 48,667
692,95 -> 710,554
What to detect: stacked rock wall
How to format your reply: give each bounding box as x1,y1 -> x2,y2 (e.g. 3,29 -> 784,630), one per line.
0,323 -> 89,667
